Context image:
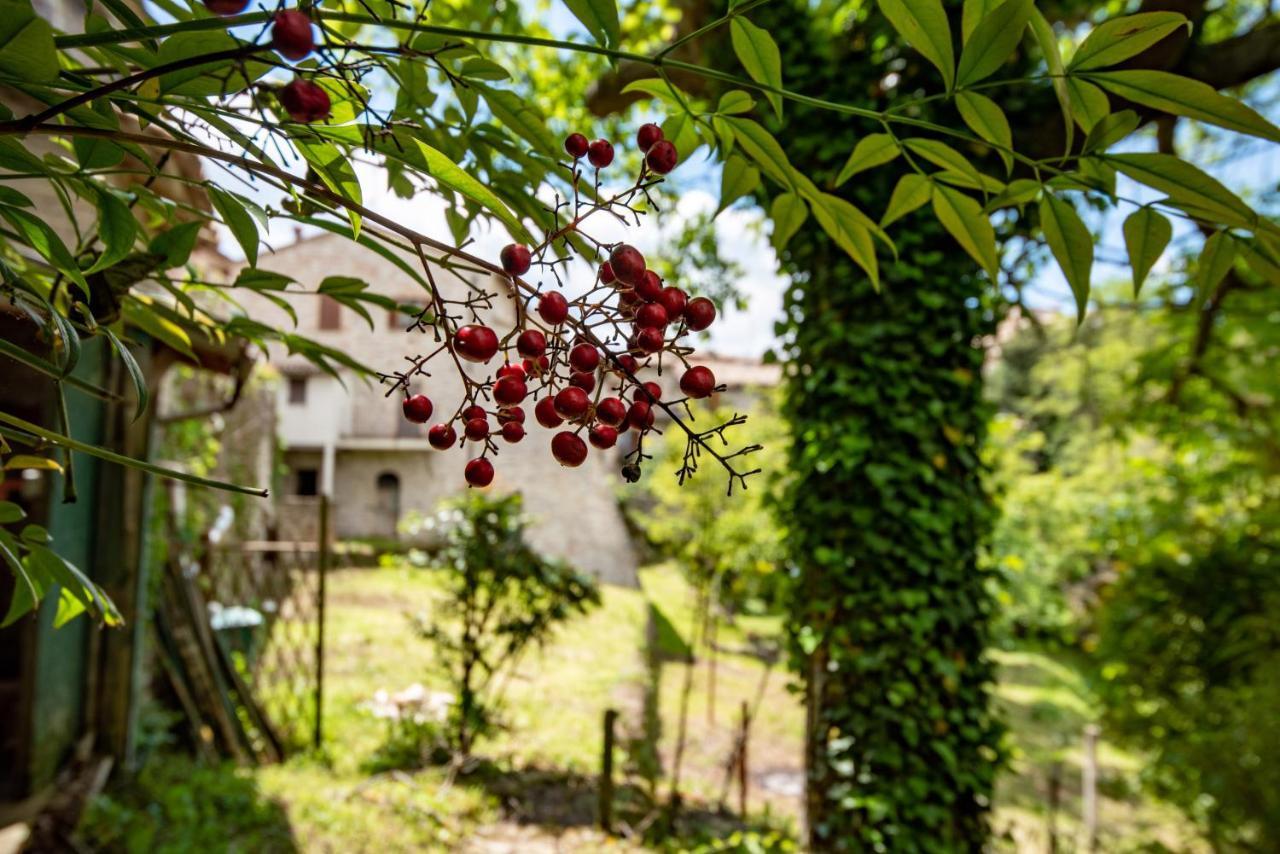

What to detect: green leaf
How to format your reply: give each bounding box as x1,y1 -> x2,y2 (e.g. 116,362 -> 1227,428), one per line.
717,90 -> 755,116
122,297 -> 194,360
1064,77 -> 1109,131
157,31 -> 267,96
1122,207 -> 1171,296
1039,193 -> 1093,322
622,78 -> 690,108
834,134 -> 900,187
961,0 -> 1006,43
149,220 -> 203,269
1196,231 -> 1237,301
877,0 -> 955,90
0,205 -> 89,294
718,155 -> 760,215
0,501 -> 25,523
1107,152 -> 1255,229
1068,12 -> 1189,72
660,112 -> 700,163
208,188 -> 259,266
770,193 -> 808,251
0,1 -> 58,82
458,57 -> 510,81
561,0 -> 620,50
902,138 -> 988,191
931,184 -> 999,281
477,84 -> 560,159
1089,70 -> 1280,143
102,327 -> 149,421
53,586 -> 86,628
880,174 -> 932,227
723,117 -> 796,190
86,188 -> 138,275
956,0 -> 1032,87
296,139 -> 363,238
0,529 -> 41,628
1029,8 -> 1072,156
1083,110 -> 1139,153
811,194 -> 879,289
730,17 -> 783,120
955,91 -> 1012,173
3,455 -> 60,472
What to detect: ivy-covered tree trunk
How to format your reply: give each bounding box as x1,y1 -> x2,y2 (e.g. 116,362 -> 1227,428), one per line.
745,4 -> 1004,848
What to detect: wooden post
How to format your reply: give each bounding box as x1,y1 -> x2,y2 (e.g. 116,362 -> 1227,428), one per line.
1082,724 -> 1100,852
738,700 -> 750,817
314,494 -> 329,750
600,708 -> 618,833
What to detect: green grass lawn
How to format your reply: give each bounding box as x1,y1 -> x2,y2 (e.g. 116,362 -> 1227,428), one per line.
81,560 -> 1202,852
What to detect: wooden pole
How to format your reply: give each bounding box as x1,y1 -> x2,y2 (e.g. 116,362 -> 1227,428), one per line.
738,700 -> 750,817
1082,724 -> 1100,852
600,708 -> 618,833
314,494 -> 330,750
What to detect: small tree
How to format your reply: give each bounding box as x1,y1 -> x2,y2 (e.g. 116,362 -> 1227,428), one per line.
409,492 -> 599,757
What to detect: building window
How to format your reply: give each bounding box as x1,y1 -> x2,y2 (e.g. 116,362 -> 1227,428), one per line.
318,295 -> 341,330
295,468 -> 318,496
287,377 -> 307,405
376,472 -> 401,535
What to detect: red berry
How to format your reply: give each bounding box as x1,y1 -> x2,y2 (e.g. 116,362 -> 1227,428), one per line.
205,0 -> 249,14
279,79 -> 330,123
428,423 -> 457,450
636,303 -> 668,329
535,397 -> 564,428
551,431 -> 589,467
619,289 -> 641,312
554,387 -> 591,420
680,366 -> 716,399
684,297 -> 716,331
517,329 -> 547,359
659,287 -> 687,320
465,457 -> 494,487
637,327 -> 665,354
646,140 -> 679,175
501,422 -> 525,444
500,243 -> 531,276
570,371 -> 596,393
402,394 -> 433,423
493,375 -> 527,407
565,133 -> 589,159
637,123 -> 664,152
626,400 -> 654,430
271,10 -> 314,61
589,424 -> 618,449
569,343 -> 600,372
587,139 -> 614,168
465,417 -> 490,441
599,262 -> 616,285
498,406 -> 525,425
537,291 -> 569,325
636,270 -> 663,302
596,397 -> 627,427
523,355 -> 551,377
496,363 -> 526,380
454,324 -> 499,363
610,245 -> 646,285
614,354 -> 639,375
462,405 -> 486,421
635,381 -> 663,403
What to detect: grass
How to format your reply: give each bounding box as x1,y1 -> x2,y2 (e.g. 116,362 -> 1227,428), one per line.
80,560 -> 1203,852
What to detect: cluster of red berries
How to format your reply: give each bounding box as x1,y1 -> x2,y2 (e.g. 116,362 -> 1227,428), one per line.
204,2 -> 330,123
398,125 -> 722,488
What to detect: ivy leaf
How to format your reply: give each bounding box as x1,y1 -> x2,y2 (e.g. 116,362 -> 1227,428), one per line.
85,188 -> 138,275
961,0 -> 1006,43
1039,193 -> 1093,323
812,194 -> 879,289
1064,78 -> 1109,131
561,0 -> 620,50
1122,207 -> 1171,296
730,17 -> 783,120
296,139 -> 363,238
1196,231 -> 1237,303
956,0 -> 1033,88
880,174 -> 932,227
717,90 -> 755,115
1068,12 -> 1189,72
1107,153 -> 1255,229
835,134 -> 900,187
877,0 -> 955,91
208,187 -> 259,267
931,184 -> 999,282
102,327 -> 149,421
718,155 -> 760,215
1028,8 -> 1072,157
0,1 -> 58,82
770,193 -> 808,251
1089,70 -> 1280,143
955,91 -> 1012,173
